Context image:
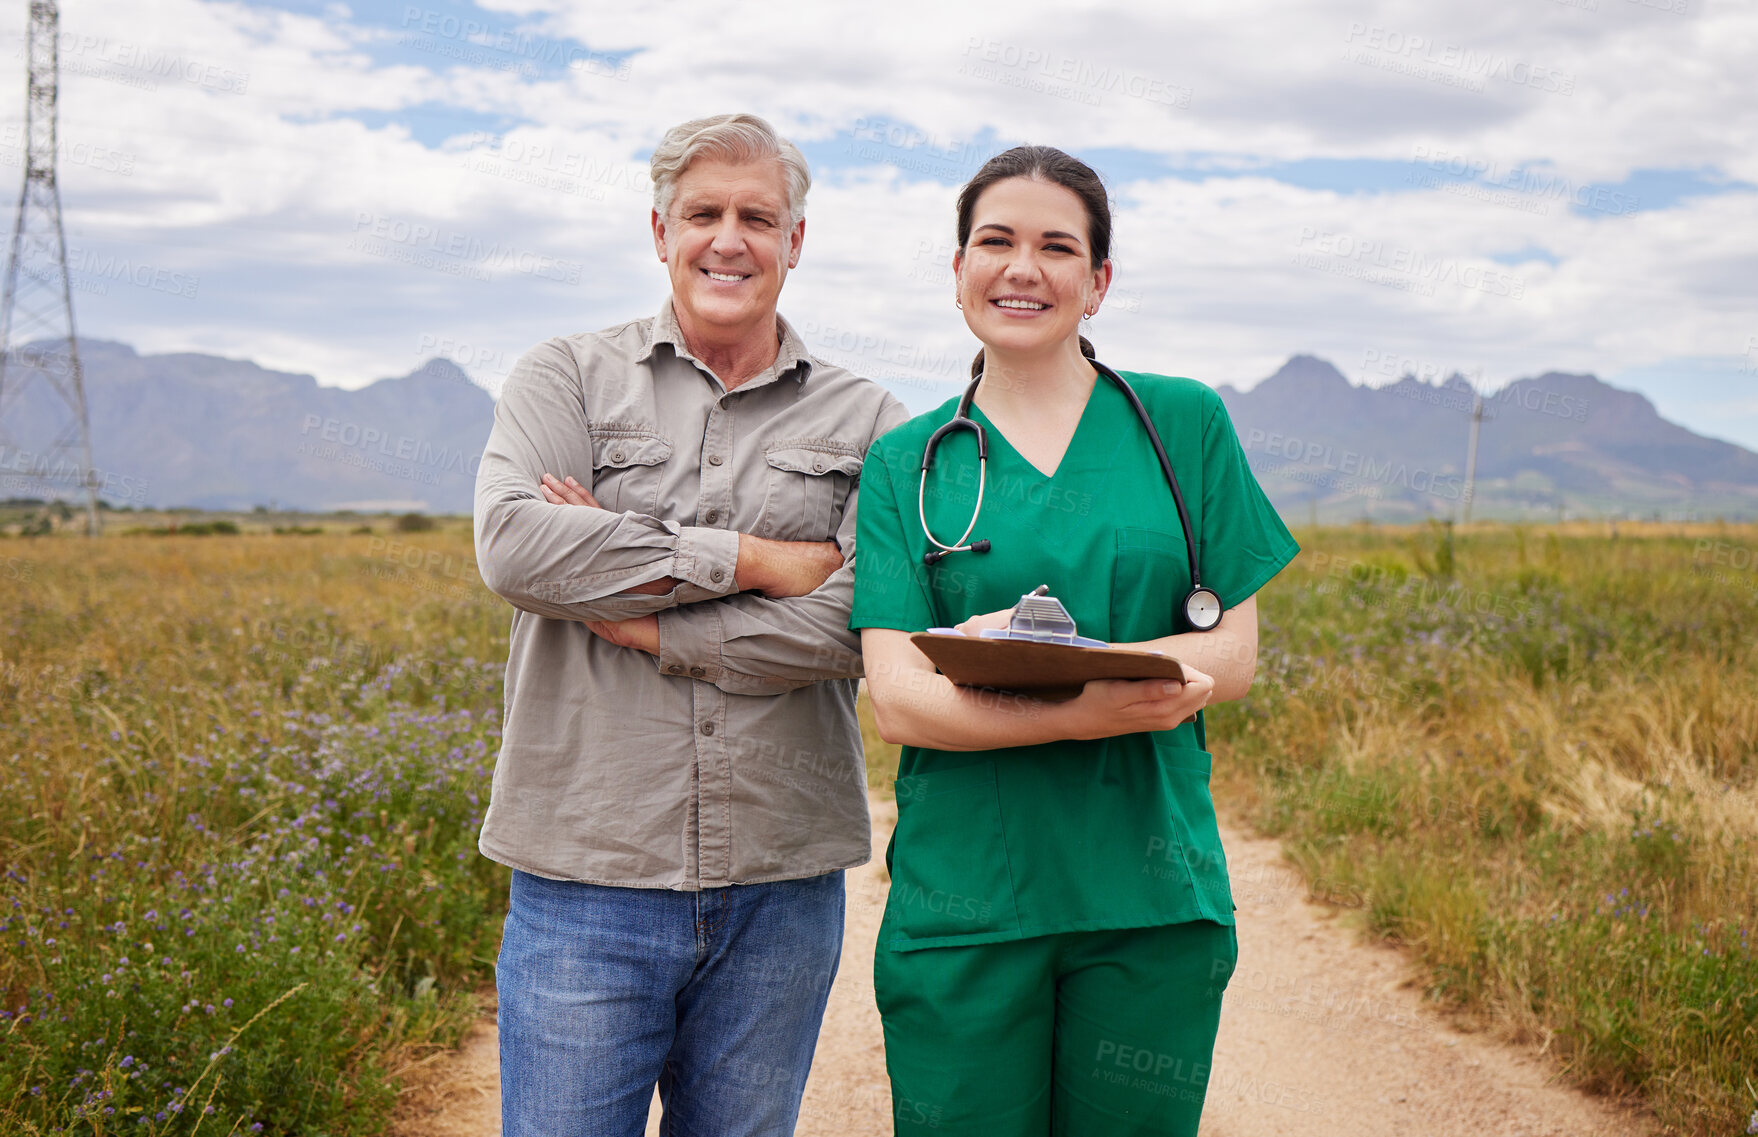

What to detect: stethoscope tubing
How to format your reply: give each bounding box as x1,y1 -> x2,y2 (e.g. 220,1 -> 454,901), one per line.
917,360 -> 1204,594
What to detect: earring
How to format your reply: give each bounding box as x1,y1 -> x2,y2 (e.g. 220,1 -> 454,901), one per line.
955,298 -> 964,310
1082,309 -> 1095,320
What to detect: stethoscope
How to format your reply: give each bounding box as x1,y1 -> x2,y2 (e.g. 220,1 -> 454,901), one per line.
918,358 -> 1225,632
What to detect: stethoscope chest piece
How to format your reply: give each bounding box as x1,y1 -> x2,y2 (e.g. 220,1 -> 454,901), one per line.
1183,586 -> 1223,632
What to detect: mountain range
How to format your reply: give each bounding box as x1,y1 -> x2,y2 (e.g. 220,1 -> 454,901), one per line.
1,340 -> 494,513
1,340 -> 1754,520
1217,356 -> 1758,522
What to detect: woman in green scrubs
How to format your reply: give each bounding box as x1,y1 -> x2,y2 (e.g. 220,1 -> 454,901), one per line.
851,146 -> 1298,1137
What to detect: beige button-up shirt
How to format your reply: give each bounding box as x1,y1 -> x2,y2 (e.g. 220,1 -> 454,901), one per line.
474,302 -> 908,889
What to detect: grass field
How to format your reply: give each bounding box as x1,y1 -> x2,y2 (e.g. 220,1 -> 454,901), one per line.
2,521 -> 1755,1134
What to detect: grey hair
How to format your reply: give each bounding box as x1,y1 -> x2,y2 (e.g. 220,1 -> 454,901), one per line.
650,113 -> 810,225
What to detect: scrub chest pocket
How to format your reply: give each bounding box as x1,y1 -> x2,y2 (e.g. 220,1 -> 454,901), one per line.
1111,526 -> 1188,637
589,429 -> 671,515
758,439 -> 863,541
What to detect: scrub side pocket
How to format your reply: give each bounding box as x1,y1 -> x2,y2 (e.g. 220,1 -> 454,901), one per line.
883,761 -> 1020,947
1149,741 -> 1236,923
758,441 -> 863,541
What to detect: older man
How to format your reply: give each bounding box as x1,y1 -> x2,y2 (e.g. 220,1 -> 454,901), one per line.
473,113 -> 906,1136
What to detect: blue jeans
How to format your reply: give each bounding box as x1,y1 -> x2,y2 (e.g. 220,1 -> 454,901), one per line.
497,869 -> 845,1137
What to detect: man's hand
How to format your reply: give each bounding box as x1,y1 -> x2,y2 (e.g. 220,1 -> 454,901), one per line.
540,472 -> 602,508
583,614 -> 660,655
540,473 -> 677,595
735,534 -> 844,598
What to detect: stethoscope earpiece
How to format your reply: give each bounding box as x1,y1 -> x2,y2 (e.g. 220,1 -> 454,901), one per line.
918,360 -> 1224,632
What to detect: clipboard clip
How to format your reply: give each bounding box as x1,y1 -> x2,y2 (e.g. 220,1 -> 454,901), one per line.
979,586 -> 1108,648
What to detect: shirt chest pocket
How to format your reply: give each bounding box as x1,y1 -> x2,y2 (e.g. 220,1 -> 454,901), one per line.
589,430 -> 672,516
756,440 -> 863,541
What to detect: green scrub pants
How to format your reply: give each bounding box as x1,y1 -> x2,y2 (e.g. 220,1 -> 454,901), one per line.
876,919 -> 1237,1137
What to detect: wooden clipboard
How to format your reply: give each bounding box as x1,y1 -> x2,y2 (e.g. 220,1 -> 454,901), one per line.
910,632 -> 1187,702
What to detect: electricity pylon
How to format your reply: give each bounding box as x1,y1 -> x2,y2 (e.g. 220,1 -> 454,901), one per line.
0,0 -> 99,534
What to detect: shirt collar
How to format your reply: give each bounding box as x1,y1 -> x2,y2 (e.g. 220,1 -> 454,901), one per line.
639,299 -> 814,387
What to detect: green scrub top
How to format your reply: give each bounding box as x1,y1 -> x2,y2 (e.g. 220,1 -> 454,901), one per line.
851,371 -> 1298,952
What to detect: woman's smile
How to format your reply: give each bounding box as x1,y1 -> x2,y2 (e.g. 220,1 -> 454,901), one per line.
954,176 -> 1107,354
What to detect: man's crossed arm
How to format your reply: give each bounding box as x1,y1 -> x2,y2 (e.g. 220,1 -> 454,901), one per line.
535,471 -> 842,658
473,347 -> 890,696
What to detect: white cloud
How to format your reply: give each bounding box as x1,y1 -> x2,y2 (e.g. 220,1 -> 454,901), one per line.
0,0 -> 1751,447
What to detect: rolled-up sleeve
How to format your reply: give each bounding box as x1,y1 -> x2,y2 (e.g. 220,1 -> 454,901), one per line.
473,344 -> 739,623
653,395 -> 909,695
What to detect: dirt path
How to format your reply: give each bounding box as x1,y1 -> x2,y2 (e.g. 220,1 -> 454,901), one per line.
393,795 -> 1654,1137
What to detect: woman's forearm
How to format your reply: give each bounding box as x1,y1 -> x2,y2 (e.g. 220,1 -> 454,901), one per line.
1111,595 -> 1260,703
860,629 -> 1211,751
865,655 -> 1083,751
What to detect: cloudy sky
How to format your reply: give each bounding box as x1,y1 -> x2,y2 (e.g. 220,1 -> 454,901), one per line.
3,0 -> 1755,445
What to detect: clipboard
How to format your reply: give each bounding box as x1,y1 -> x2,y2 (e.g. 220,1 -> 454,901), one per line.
908,588 -> 1186,702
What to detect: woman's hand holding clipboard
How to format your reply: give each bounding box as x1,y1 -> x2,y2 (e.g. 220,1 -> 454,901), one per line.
909,588 -> 1194,707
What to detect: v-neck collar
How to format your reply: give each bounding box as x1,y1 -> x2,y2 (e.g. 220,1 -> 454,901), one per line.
970,375 -> 1107,481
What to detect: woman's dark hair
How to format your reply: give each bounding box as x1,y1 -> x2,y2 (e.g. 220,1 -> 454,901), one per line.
956,145 -> 1112,268
957,146 -> 1111,378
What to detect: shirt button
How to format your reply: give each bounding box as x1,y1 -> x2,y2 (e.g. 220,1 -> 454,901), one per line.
668,664 -> 684,675
708,454 -> 723,466
710,568 -> 725,583
705,509 -> 719,524
690,667 -> 706,678
813,461 -> 824,473
612,449 -> 625,463
700,722 -> 715,736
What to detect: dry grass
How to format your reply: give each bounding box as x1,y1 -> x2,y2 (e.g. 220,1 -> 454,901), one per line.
4,520 -> 1753,1134
1212,522 -> 1758,1135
